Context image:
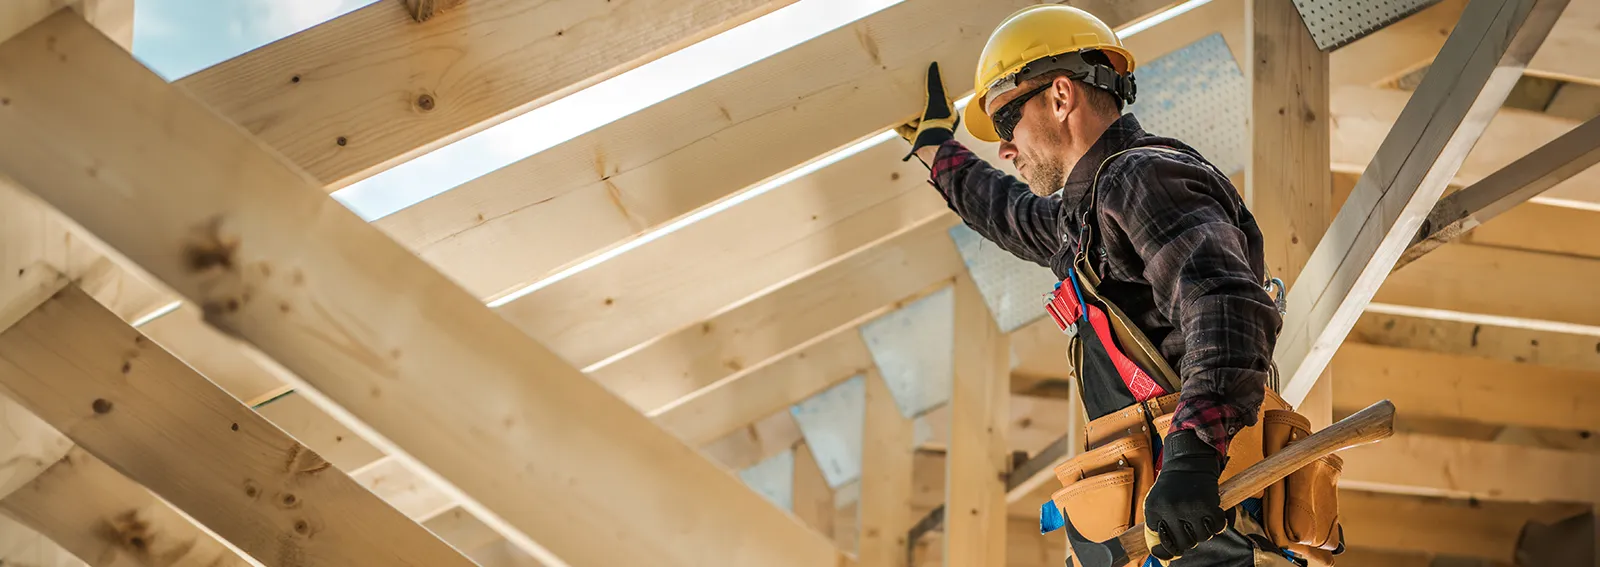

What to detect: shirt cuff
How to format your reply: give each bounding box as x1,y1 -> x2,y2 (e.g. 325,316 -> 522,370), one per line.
1168,397 -> 1244,457
929,139 -> 973,180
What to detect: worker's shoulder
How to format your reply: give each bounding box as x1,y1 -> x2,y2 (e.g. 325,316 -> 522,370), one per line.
1101,142 -> 1220,179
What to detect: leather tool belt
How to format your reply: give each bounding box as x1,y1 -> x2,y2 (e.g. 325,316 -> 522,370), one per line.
1040,145 -> 1344,566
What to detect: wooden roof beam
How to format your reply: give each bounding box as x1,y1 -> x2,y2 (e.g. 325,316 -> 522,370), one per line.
1341,432 -> 1600,503
1272,0 -> 1567,406
0,12 -> 847,566
2,447 -> 254,567
1396,115 -> 1600,269
0,283 -> 478,567
373,0 -> 1175,302
176,0 -> 802,189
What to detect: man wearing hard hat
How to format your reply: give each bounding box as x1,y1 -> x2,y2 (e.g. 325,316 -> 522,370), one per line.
898,5 -> 1343,567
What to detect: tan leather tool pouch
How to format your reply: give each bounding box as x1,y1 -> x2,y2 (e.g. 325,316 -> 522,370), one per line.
1083,403 -> 1150,451
1053,432 -> 1156,535
1260,408 -> 1342,550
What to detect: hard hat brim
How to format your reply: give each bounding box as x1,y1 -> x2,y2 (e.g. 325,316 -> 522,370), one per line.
964,98 -> 1001,143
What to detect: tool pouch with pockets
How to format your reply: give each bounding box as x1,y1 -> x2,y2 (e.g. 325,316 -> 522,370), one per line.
1261,409 -> 1345,552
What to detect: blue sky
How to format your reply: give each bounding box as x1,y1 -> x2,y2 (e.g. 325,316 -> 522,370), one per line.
128,0 -> 901,222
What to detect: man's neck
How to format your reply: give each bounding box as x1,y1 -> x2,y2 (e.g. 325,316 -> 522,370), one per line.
1060,113 -> 1118,174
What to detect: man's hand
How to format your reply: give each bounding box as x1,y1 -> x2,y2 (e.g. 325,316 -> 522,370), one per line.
1143,430 -> 1227,563
896,61 -> 958,163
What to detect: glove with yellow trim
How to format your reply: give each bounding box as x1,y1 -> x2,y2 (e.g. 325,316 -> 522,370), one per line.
1143,430 -> 1228,565
896,61 -> 959,161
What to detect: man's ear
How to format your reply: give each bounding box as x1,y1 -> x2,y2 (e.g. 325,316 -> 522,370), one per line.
1051,76 -> 1076,122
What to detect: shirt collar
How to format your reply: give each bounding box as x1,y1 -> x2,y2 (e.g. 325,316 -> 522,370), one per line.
1058,113 -> 1147,204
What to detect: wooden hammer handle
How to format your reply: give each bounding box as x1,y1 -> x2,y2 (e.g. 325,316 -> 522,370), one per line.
1115,399 -> 1396,561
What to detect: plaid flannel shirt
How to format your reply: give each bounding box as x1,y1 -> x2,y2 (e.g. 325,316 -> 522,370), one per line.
927,114 -> 1281,457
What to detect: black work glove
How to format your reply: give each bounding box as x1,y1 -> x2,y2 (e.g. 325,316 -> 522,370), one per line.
1143,430 -> 1227,563
895,62 -> 958,162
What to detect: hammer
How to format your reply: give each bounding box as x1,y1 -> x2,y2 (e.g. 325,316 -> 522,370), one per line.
1067,399 -> 1396,567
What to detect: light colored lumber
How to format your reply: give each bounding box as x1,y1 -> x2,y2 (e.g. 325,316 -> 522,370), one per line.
792,443 -> 836,538
402,0 -> 467,22
943,275 -> 1008,566
1332,342 -> 1600,432
423,507 -> 504,556
911,516 -> 1064,567
1461,200 -> 1600,259
0,268 -> 74,501
493,139 -> 949,370
654,328 -> 873,446
254,391 -> 383,472
135,303 -> 287,406
0,13 -> 846,567
1272,0 -> 1567,405
1350,305 -> 1600,373
1341,432 -> 1600,503
1526,0 -> 1600,87
1248,0 -> 1333,426
1332,548 -> 1435,567
0,284 -> 476,567
2,447 -> 251,567
1332,85 -> 1600,207
1376,243 -> 1600,329
916,395 -> 1077,458
1397,115 -> 1600,269
701,408 -> 803,471
1340,489 -> 1587,564
177,0 -> 800,189
859,368 -> 914,567
371,0 -> 1174,301
0,513 -> 83,567
76,0 -> 131,50
351,456 -> 455,521
591,213 -> 963,413
1331,0 -> 1468,87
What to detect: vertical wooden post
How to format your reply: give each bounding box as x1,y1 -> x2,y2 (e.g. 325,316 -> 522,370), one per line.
1247,0 -> 1333,428
945,276 -> 1009,566
859,368 -> 913,567
792,442 -> 837,539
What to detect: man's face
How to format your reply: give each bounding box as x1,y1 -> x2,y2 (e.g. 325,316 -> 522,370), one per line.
987,78 -> 1071,197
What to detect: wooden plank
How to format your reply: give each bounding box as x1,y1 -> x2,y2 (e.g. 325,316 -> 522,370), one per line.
1271,0 -> 1567,405
255,391 -> 384,472
1462,200 -> 1600,259
858,368 -> 913,567
1397,115 -> 1600,269
1340,489 -> 1588,563
0,285 -> 476,567
77,0 -> 131,50
0,514 -> 83,567
700,408 -> 803,471
1341,432 -> 1600,503
176,0 -> 801,189
1331,0 -> 1468,87
1350,309 -> 1600,373
422,507 -> 504,556
2,447 -> 250,567
1377,243 -> 1600,329
0,14 -> 846,567
943,275 -> 1007,566
402,0 -> 467,22
792,443 -> 836,537
1248,0 -> 1333,426
1331,342 -> 1600,432
1526,0 -> 1600,87
1332,86 -> 1600,207
351,456 -> 455,521
653,328 -> 873,446
494,139 -> 949,369
590,213 -> 962,413
371,0 -> 1173,301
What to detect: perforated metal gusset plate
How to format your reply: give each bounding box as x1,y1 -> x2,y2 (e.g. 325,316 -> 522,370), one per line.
948,224 -> 1060,334
789,374 -> 865,489
738,448 -> 793,511
859,286 -> 954,420
1124,33 -> 1247,177
1294,0 -> 1442,51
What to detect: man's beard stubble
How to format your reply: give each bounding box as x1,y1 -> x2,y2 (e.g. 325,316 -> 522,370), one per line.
1017,125 -> 1068,197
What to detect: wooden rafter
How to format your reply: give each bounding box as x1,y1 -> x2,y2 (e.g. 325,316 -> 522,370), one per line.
859,368 -> 914,567
1396,115 -> 1600,269
0,284 -> 478,567
0,12 -> 847,566
1272,0 -> 1568,405
176,0 -> 801,189
943,275 -> 1008,565
1341,432 -> 1600,503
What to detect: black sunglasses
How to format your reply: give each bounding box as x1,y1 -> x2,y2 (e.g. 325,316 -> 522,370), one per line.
990,83 -> 1053,142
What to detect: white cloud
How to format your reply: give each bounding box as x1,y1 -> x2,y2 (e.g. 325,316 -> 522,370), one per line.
247,0 -> 372,43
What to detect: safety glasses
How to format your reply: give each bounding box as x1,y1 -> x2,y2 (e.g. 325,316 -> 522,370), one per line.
990,83 -> 1052,142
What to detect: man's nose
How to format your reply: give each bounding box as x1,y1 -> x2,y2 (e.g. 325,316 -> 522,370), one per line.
998,140 -> 1018,161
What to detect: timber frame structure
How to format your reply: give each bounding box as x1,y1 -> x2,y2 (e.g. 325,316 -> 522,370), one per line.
1,0 -> 1599,565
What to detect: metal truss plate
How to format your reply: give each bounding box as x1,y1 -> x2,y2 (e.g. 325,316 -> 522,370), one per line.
737,448 -> 794,511
789,374 -> 865,489
1125,33 -> 1248,177
859,286 -> 954,420
948,224 -> 1059,334
1294,0 -> 1442,51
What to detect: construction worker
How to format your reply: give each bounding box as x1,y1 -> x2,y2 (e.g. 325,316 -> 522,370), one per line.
898,5 -> 1321,567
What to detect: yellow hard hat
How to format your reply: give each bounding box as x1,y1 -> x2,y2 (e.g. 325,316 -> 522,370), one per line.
964,5 -> 1137,142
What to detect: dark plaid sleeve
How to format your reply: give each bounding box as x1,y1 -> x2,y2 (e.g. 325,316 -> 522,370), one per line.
1097,150 -> 1281,457
928,140 -> 1064,267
